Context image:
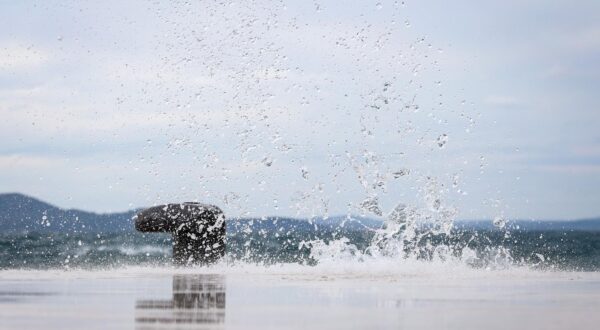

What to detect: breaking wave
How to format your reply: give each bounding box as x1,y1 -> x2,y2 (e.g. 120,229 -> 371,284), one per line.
1,214 -> 599,272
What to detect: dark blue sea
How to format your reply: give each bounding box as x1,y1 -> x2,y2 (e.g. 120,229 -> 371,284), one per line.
1,220 -> 599,271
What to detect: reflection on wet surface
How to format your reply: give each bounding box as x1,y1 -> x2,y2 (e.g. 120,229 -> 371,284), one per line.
0,272 -> 599,330
136,274 -> 225,329
0,291 -> 57,304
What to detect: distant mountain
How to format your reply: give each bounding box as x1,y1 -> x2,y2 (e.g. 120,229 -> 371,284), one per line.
0,193 -> 136,234
2,193 -> 599,234
455,218 -> 600,232
228,215 -> 382,234
0,193 -> 379,235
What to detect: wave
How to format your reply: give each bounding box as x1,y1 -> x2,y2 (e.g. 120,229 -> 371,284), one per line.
1,211 -> 599,271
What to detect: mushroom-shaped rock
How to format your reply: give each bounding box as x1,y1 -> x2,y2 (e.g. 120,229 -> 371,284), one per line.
135,203 -> 225,266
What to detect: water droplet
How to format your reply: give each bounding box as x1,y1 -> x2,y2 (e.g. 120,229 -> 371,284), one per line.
436,134 -> 448,148
493,216 -> 507,229
301,167 -> 309,180
388,203 -> 408,224
392,169 -> 410,178
262,157 -> 273,167
360,196 -> 382,216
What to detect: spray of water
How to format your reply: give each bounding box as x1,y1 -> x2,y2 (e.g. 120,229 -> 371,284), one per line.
0,1 -> 561,273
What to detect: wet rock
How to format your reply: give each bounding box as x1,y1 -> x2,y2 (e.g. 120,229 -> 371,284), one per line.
135,203 -> 226,266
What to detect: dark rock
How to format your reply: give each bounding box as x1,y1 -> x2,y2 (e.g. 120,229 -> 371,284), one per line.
135,203 -> 226,266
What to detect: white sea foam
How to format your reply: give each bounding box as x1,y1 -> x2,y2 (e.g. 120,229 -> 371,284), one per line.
93,244 -> 170,256
0,256 -> 576,282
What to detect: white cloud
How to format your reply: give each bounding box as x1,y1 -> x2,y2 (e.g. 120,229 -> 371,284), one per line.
1,0 -> 599,218
557,26 -> 600,53
573,145 -> 600,157
0,154 -> 63,169
0,44 -> 48,70
483,95 -> 521,108
536,164 -> 600,174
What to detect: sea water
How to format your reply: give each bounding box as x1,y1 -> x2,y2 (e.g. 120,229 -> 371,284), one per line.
1,220 -> 598,271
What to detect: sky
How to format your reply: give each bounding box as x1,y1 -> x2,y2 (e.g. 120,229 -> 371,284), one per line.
0,0 -> 599,220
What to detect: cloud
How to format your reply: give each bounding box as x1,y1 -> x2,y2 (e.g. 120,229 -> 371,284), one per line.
573,145 -> 600,157
0,44 -> 48,70
0,0 -> 599,219
483,95 -> 521,108
0,154 -> 63,169
556,25 -> 600,54
536,164 -> 600,174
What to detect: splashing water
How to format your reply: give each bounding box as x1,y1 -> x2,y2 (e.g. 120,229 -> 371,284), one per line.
493,216 -> 507,229
2,217 -> 600,271
3,1 -> 588,275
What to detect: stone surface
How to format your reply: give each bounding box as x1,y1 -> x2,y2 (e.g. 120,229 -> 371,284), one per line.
135,203 -> 226,265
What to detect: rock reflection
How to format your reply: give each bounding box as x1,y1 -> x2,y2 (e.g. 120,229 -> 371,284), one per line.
136,274 -> 225,329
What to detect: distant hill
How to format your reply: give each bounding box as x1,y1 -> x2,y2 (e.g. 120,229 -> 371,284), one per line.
455,218 -> 600,232
228,215 -> 382,234
1,193 -> 599,234
0,193 -> 379,235
0,193 -> 136,234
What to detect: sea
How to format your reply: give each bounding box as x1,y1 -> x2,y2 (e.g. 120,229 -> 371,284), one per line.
1,219 -> 599,271
1,217 -> 600,330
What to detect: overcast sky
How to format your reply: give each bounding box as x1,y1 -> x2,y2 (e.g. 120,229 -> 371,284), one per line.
1,0 -> 599,220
